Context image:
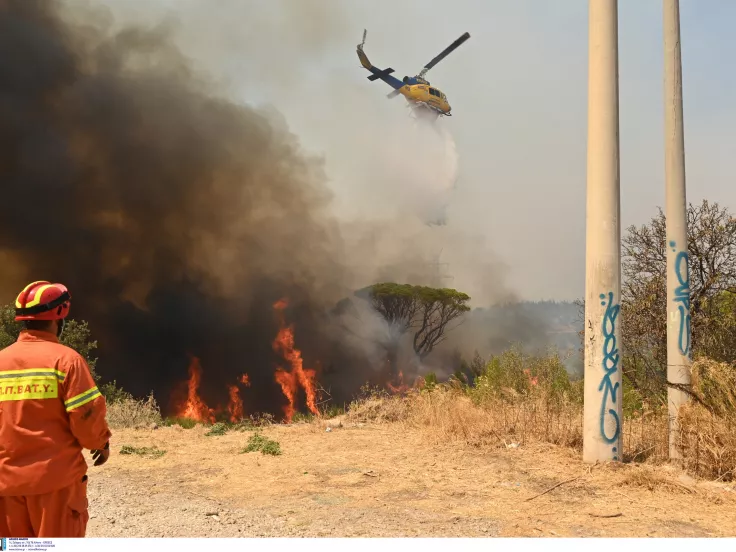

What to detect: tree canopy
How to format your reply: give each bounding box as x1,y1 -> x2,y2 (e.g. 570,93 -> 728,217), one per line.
365,283 -> 471,359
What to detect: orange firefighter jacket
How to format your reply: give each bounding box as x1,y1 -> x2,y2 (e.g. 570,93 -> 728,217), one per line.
0,330 -> 112,496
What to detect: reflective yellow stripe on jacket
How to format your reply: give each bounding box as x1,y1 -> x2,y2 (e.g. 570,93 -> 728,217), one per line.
0,368 -> 65,401
64,387 -> 102,412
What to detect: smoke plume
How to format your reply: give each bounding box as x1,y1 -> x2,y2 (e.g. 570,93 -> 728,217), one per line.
0,0 -> 355,411
0,1 -> 528,416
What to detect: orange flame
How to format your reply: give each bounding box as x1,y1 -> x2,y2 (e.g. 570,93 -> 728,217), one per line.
387,370 -> 411,394
175,356 -> 215,423
226,373 -> 251,423
172,358 -> 251,423
272,298 -> 320,422
523,369 -> 539,387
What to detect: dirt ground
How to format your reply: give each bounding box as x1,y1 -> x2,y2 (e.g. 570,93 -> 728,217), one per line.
85,419 -> 736,538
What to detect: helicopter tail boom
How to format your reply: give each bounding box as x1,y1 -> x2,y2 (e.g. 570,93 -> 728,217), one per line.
357,29 -> 405,91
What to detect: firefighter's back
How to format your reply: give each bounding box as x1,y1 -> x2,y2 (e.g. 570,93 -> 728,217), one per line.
0,333 -> 87,496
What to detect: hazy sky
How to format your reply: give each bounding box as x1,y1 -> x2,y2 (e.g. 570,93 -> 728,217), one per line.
90,0 -> 736,302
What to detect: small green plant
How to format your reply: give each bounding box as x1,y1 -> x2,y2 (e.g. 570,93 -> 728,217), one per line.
100,380 -> 134,404
241,433 -> 282,456
164,417 -> 197,429
291,412 -> 314,424
451,369 -> 470,388
322,404 -> 345,418
119,445 -> 166,458
422,372 -> 438,392
233,419 -> 256,431
205,422 -> 229,436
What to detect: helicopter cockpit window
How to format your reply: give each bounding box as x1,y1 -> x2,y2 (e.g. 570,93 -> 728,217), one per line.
429,88 -> 439,97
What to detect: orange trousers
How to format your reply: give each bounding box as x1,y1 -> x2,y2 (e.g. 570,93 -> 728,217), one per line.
0,476 -> 89,538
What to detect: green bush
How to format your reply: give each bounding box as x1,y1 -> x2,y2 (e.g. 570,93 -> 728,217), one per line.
422,372 -> 438,392
468,346 -> 574,406
100,380 -> 134,403
164,417 -> 198,429
291,412 -> 315,423
205,422 -> 229,436
241,433 -> 282,456
321,404 -> 345,418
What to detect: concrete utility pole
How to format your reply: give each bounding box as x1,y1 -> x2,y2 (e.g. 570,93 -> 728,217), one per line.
583,0 -> 623,464
663,0 -> 691,462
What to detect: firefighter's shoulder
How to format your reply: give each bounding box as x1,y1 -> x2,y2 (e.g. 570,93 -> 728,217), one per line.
49,341 -> 92,374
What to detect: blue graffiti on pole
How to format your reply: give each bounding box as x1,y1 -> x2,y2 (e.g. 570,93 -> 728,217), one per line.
670,241 -> 691,356
599,292 -> 621,459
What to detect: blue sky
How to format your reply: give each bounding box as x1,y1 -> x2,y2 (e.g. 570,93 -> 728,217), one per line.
95,0 -> 736,303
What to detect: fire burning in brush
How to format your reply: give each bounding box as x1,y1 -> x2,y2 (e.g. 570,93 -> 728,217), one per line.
386,370 -> 425,395
227,374 -> 251,423
387,370 -> 410,394
169,300 -> 322,424
174,357 -> 216,423
272,298 -> 320,422
172,358 -> 250,423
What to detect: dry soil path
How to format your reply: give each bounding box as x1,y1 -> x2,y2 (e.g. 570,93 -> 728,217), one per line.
86,423 -> 736,537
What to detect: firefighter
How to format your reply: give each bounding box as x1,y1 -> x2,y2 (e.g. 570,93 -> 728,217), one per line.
0,281 -> 112,538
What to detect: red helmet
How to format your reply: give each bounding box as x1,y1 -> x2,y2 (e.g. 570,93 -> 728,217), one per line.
14,281 -> 72,321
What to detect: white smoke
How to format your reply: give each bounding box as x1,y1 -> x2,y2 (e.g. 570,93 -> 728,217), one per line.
373,114 -> 459,225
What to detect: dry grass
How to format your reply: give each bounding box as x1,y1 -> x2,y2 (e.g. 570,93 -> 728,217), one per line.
690,358 -> 736,415
343,364 -> 735,482
678,360 -> 736,480
345,393 -> 410,424
346,387 -> 584,450
619,465 -> 694,493
680,405 -> 736,480
106,393 -> 163,429
100,355 -> 735,482
403,389 -> 583,449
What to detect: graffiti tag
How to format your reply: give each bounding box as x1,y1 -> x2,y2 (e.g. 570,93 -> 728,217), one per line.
671,241 -> 691,357
599,291 -> 621,458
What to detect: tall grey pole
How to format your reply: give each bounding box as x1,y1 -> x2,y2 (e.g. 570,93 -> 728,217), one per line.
664,0 -> 691,462
583,0 -> 623,464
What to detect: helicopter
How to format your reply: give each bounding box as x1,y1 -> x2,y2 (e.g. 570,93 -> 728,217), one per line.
356,29 -> 470,119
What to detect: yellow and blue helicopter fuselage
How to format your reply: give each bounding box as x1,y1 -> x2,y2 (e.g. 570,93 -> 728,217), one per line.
357,47 -> 452,117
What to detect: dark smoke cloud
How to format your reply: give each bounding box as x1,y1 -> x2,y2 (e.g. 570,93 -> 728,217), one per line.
0,1 -> 543,417
0,0 -> 360,414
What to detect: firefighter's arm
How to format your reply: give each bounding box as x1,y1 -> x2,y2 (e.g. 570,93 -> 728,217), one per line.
62,355 -> 112,451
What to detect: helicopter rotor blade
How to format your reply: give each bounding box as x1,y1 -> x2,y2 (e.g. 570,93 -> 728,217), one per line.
386,89 -> 402,99
418,31 -> 470,78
